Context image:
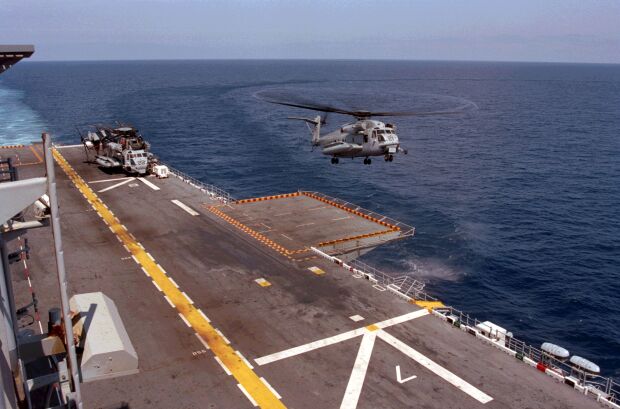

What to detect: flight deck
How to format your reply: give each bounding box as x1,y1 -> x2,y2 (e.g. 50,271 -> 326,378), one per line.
4,144 -> 605,409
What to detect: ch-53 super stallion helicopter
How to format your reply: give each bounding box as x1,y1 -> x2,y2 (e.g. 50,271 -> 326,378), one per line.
259,94 -> 474,165
78,124 -> 157,174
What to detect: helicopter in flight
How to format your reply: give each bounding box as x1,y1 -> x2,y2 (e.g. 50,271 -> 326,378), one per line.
259,94 -> 474,164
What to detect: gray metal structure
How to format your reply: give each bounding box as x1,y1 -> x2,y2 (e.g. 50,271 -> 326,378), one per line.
0,45 -> 34,75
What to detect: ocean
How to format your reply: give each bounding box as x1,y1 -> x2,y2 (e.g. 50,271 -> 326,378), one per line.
1,60 -> 619,377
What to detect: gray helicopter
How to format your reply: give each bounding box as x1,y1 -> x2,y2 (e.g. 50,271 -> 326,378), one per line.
261,96 -> 473,164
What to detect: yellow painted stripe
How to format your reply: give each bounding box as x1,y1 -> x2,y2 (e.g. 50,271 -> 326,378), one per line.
53,149 -> 286,409
413,300 -> 445,310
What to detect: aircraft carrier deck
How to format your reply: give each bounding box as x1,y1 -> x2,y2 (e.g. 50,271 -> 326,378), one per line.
3,143 -> 608,409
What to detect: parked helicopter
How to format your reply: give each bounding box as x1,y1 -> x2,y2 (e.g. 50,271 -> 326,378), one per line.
258,94 -> 474,164
78,124 -> 157,174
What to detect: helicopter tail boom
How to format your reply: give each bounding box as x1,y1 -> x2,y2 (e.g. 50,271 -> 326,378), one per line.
287,115 -> 321,145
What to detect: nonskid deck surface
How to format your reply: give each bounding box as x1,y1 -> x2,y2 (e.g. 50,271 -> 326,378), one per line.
9,145 -> 600,409
206,192 -> 403,261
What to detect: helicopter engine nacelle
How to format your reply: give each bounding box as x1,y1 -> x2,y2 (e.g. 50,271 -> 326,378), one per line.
341,124 -> 363,134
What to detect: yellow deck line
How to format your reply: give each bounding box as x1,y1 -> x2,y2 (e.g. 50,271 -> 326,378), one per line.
53,149 -> 286,409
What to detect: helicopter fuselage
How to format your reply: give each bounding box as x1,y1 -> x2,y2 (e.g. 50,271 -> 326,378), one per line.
317,119 -> 403,162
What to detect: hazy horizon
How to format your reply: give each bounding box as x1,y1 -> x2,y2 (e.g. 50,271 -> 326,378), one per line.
3,0 -> 619,64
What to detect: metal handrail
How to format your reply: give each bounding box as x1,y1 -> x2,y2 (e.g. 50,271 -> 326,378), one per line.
310,246 -> 619,403
158,161 -> 235,204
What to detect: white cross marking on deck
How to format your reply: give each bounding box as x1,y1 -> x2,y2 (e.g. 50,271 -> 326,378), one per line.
255,309 -> 427,366
98,177 -> 135,192
254,308 -> 493,407
379,330 -> 493,404
341,330 -> 377,409
171,199 -> 200,216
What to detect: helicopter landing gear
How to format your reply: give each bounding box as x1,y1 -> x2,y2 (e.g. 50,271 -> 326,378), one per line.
384,154 -> 394,162
331,157 -> 339,164
363,157 -> 372,165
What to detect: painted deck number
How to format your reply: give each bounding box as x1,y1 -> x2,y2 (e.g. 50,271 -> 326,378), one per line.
396,365 -> 417,384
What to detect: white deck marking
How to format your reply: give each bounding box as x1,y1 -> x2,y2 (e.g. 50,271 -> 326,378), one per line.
198,309 -> 211,322
195,333 -> 210,350
163,295 -> 175,308
55,144 -> 84,149
280,233 -> 293,240
138,177 -> 160,191
236,351 -> 254,369
340,331 -> 377,409
332,216 -> 352,221
151,281 -> 162,292
88,176 -> 132,184
182,291 -> 194,304
260,377 -> 282,400
309,206 -> 328,211
214,356 -> 232,375
215,328 -> 231,344
254,309 -> 428,366
171,199 -> 200,216
349,315 -> 364,322
296,222 -> 315,228
378,330 -> 493,404
374,309 -> 428,329
395,365 -> 417,383
274,212 -> 292,216
255,327 -> 367,366
178,313 -> 192,328
237,384 -> 258,407
98,177 -> 135,192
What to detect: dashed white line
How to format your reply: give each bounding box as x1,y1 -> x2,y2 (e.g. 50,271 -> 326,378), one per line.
280,233 -> 293,240
260,377 -> 282,400
215,328 -> 231,344
195,333 -> 210,350
168,277 -> 179,288
237,384 -> 258,407
198,309 -> 211,323
235,351 -> 254,369
178,313 -> 191,328
296,222 -> 315,228
163,296 -> 175,308
146,252 -> 155,261
214,356 -> 232,375
151,281 -> 162,292
332,216 -> 351,221
171,199 -> 200,216
182,291 -> 194,304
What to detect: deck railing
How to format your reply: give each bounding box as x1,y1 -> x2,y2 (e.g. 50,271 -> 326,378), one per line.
158,161 -> 235,204
310,246 -> 620,405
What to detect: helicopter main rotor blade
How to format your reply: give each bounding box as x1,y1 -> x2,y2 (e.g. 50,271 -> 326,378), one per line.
256,91 -> 476,119
258,94 -> 354,116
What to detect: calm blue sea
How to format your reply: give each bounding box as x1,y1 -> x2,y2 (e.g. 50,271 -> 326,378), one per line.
1,60 -> 619,377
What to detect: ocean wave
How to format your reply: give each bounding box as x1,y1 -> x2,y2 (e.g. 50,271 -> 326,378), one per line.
0,85 -> 47,145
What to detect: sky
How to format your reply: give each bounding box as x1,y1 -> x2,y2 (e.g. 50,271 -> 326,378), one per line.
1,0 -> 619,63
